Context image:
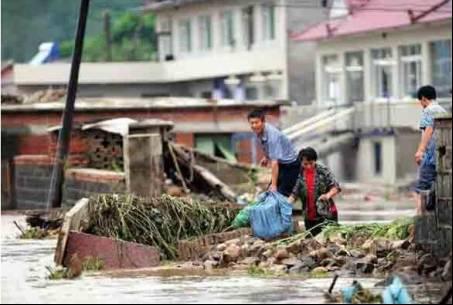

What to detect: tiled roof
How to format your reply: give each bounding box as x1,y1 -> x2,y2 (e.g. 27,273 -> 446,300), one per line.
293,0 -> 452,41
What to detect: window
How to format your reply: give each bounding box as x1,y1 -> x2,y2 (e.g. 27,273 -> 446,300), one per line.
322,55 -> 341,104
158,18 -> 173,61
399,44 -> 422,98
345,51 -> 364,103
195,134 -> 236,161
373,142 -> 382,175
430,40 -> 452,98
246,87 -> 259,100
178,19 -> 192,53
221,11 -> 235,48
198,15 -> 212,51
262,4 -> 276,40
242,6 -> 255,49
371,48 -> 394,99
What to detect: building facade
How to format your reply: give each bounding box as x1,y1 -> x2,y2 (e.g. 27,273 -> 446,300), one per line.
291,0 -> 452,185
13,0 -> 327,105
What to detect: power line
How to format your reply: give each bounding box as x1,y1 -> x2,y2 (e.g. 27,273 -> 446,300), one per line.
268,0 -> 452,13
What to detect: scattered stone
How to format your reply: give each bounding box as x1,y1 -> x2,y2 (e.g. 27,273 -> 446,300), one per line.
361,239 -> 374,251
335,248 -> 350,257
441,259 -> 452,281
364,254 -> 378,265
320,258 -> 337,267
274,248 -> 290,261
300,256 -> 317,270
288,263 -> 307,274
239,257 -> 260,266
203,260 -> 218,271
216,243 -> 227,252
223,244 -> 241,264
281,257 -> 301,267
391,240 -> 411,250
226,239 -> 241,246
309,247 -> 333,261
355,259 -> 375,274
311,266 -> 329,274
286,240 -> 302,254
350,250 -> 365,258
262,249 -> 274,259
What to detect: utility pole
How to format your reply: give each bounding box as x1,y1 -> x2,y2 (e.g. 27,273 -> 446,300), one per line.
48,0 -> 90,208
103,10 -> 112,62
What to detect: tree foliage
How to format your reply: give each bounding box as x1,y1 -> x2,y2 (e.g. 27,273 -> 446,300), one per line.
1,0 -> 155,62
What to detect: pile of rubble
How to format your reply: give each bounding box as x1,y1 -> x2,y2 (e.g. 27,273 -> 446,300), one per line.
199,228 -> 452,283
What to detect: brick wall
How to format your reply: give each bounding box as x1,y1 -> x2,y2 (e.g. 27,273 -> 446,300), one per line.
62,168 -> 126,208
14,155 -> 54,209
175,133 -> 195,148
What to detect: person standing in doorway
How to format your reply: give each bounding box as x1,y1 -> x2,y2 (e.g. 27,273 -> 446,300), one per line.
248,109 -> 300,196
414,85 -> 447,215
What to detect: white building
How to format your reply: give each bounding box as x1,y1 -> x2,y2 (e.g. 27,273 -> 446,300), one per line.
13,0 -> 328,105
289,0 -> 452,186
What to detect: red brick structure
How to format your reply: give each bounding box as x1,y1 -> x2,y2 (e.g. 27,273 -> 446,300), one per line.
1,98 -> 283,209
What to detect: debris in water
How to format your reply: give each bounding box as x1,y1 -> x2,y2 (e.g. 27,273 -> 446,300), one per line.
86,194 -> 240,260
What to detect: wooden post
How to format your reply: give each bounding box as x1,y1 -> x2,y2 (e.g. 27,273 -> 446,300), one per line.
124,134 -> 164,198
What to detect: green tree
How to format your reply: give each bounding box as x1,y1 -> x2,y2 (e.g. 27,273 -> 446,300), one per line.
60,11 -> 156,62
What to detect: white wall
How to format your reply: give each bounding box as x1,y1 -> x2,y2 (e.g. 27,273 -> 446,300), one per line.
356,135 -> 397,185
315,20 -> 452,105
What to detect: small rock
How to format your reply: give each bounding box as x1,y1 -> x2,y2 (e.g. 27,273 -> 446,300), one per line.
320,258 -> 337,267
262,249 -> 274,259
312,266 -> 329,274
333,256 -> 347,267
441,259 -> 452,281
241,244 -> 249,255
327,244 -> 341,255
355,259 -> 375,274
286,241 -> 302,254
364,254 -> 378,265
309,248 -> 332,261
391,240 -> 411,250
239,257 -> 260,266
361,239 -> 374,251
274,248 -> 290,261
327,266 -> 340,272
249,244 -> 265,257
223,244 -> 241,263
226,239 -> 241,246
300,256 -> 317,269
288,263 -> 307,274
216,243 -> 227,252
336,248 -> 350,257
350,250 -> 365,258
203,260 -> 218,271
211,252 -> 222,262
281,257 -> 301,267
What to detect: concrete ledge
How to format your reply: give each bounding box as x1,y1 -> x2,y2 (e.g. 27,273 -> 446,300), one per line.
64,231 -> 160,270
14,155 -> 54,166
65,168 -> 125,183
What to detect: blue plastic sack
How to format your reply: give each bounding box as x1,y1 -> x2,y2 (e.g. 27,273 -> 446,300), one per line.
249,191 -> 293,240
382,276 -> 413,304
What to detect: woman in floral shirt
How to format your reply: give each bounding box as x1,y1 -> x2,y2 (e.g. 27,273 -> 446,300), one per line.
288,147 -> 341,236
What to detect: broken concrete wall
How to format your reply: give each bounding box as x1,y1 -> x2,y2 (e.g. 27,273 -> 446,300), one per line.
62,168 -> 126,208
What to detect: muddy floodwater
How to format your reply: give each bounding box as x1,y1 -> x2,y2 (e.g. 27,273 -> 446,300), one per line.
0,196 -> 443,304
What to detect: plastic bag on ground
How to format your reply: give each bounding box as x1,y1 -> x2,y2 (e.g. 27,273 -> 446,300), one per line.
232,201 -> 256,229
249,191 -> 293,240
